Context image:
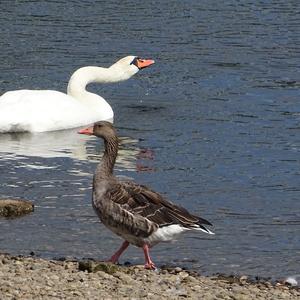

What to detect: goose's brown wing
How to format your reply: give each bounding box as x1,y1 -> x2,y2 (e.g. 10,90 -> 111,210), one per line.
106,180 -> 212,228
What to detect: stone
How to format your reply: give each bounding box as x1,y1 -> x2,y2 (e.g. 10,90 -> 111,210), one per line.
2,257 -> 10,264
179,271 -> 189,280
114,271 -> 134,284
78,260 -> 120,274
0,199 -> 34,217
239,275 -> 248,282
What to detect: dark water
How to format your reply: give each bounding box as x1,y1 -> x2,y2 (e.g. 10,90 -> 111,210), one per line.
0,0 -> 299,280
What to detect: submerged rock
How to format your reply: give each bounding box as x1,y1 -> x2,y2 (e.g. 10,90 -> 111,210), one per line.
0,199 -> 34,217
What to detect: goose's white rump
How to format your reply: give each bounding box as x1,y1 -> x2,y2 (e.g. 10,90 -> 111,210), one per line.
0,56 -> 154,133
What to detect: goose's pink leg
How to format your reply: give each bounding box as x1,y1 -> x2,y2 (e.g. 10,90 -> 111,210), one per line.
108,241 -> 129,264
142,244 -> 156,270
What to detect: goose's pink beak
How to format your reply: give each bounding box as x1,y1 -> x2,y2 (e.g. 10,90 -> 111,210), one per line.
78,126 -> 94,135
136,58 -> 155,69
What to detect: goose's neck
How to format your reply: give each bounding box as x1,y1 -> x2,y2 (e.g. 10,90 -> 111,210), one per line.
95,136 -> 119,179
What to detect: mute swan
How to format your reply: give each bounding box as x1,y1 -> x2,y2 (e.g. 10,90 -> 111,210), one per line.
78,121 -> 214,270
0,56 -> 154,133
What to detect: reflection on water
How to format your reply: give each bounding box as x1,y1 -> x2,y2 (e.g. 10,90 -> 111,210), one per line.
0,130 -> 88,159
0,129 -> 146,172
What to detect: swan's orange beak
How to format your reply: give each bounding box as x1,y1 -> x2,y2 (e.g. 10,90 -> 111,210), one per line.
136,58 -> 155,69
78,126 -> 94,135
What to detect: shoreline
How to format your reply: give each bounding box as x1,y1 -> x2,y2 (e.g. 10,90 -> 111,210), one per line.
0,253 -> 299,299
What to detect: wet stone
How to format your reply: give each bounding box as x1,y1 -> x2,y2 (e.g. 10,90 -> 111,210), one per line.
0,199 -> 34,217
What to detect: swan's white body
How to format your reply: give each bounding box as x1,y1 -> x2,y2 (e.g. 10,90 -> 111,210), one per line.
0,90 -> 110,132
0,56 -> 152,133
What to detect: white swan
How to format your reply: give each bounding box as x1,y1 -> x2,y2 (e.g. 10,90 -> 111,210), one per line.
0,56 -> 154,133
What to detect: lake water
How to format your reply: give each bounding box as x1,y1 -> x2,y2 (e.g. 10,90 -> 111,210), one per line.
0,0 -> 299,280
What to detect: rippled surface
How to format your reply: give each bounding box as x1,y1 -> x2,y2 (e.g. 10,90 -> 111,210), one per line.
0,1 -> 299,279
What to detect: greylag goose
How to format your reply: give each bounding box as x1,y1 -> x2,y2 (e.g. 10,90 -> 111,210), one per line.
78,121 -> 214,269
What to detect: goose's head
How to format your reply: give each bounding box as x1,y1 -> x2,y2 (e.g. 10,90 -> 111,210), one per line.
78,121 -> 117,140
109,56 -> 155,80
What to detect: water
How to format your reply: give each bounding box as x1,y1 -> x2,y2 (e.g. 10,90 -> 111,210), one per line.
0,0 -> 299,279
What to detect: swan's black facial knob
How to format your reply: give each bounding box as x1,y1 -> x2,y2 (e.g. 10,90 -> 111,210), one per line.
130,57 -> 155,69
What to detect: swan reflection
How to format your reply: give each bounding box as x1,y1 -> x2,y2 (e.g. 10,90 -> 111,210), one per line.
0,129 -> 154,172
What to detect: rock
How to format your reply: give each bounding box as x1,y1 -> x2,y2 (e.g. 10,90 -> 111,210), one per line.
174,267 -> 182,273
168,287 -> 188,297
2,257 -> 10,264
49,274 -> 60,281
93,262 -> 120,274
231,285 -> 245,294
239,275 -> 248,282
114,271 -> 134,284
78,260 -> 119,274
186,275 -> 198,284
179,271 -> 189,280
78,260 -> 94,272
0,199 -> 34,217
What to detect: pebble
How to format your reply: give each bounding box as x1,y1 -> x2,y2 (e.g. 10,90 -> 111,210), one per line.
179,271 -> 189,279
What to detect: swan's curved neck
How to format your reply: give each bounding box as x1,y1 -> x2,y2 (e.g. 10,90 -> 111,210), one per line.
68,67 -> 108,97
95,135 -> 119,179
67,65 -> 135,98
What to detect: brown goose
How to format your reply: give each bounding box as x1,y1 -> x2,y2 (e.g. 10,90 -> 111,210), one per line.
78,121 -> 214,269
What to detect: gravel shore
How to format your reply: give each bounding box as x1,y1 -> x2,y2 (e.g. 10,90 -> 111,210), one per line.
0,253 -> 298,300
